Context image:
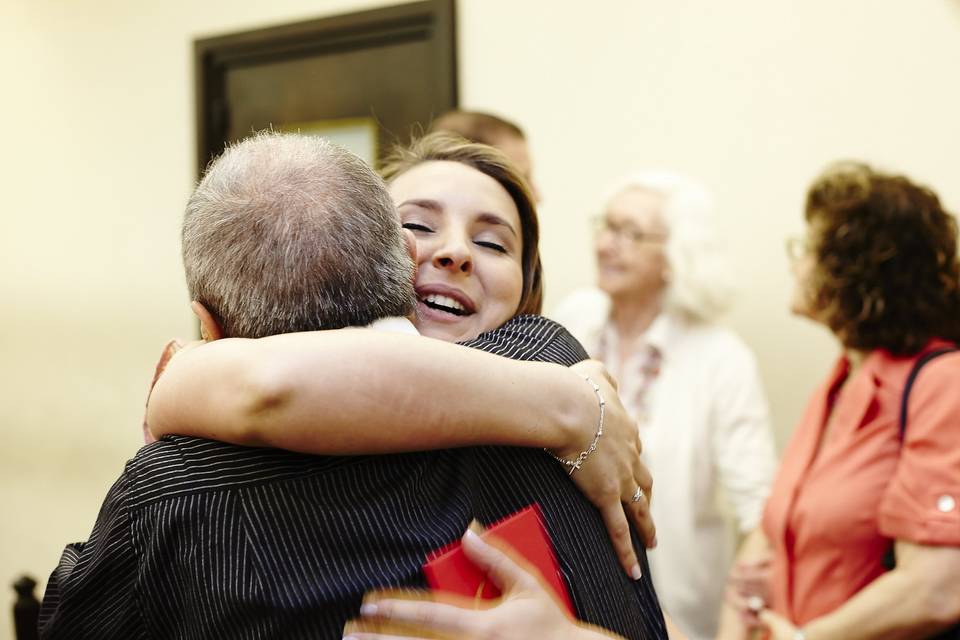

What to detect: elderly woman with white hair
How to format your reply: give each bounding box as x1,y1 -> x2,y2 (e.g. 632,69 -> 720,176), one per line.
552,171 -> 777,640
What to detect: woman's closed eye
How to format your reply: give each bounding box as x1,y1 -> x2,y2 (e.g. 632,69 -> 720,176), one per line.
475,239 -> 508,253
402,222 -> 433,233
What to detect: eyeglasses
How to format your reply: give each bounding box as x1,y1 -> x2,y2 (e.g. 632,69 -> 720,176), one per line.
785,236 -> 812,262
592,216 -> 668,245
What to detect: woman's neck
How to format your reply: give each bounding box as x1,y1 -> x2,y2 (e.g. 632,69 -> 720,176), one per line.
844,348 -> 869,374
817,345 -> 870,454
609,293 -> 663,346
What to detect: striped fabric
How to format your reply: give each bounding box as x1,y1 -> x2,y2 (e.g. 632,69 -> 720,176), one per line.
39,315 -> 666,639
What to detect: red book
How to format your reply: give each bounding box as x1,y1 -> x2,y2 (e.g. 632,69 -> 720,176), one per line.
422,504 -> 574,614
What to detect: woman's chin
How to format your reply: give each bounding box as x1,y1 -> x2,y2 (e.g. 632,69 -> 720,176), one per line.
788,302 -> 821,324
596,281 -> 618,297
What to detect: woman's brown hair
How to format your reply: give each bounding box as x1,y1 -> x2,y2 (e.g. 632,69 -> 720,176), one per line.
805,161 -> 960,355
380,132 -> 543,315
428,110 -> 525,147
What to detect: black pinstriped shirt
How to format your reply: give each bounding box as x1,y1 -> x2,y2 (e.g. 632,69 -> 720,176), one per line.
39,315 -> 667,639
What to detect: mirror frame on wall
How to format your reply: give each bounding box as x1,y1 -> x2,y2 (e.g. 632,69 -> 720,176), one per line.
194,0 -> 457,177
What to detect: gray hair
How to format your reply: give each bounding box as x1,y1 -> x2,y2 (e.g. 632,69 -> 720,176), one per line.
604,170 -> 733,321
183,131 -> 415,338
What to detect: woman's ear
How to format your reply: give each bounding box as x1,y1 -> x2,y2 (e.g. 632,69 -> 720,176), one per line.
191,301 -> 224,342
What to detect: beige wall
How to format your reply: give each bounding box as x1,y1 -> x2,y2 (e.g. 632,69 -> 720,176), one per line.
2,1 -> 959,634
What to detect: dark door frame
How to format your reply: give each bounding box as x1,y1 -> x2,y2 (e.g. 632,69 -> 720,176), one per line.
194,0 -> 457,177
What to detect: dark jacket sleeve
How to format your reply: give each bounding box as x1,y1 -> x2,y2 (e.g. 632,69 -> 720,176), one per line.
39,473 -> 145,639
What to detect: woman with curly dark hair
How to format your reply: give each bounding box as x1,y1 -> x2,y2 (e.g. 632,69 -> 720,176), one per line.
718,162 -> 960,640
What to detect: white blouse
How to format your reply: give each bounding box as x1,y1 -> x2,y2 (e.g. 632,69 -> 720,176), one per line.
552,288 -> 776,640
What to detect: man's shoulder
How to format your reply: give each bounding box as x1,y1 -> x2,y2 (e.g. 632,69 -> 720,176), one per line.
460,315 -> 589,365
123,436 -> 355,509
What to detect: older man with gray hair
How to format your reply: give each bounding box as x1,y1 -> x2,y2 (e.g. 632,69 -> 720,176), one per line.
39,132 -> 454,639
182,132 -> 415,337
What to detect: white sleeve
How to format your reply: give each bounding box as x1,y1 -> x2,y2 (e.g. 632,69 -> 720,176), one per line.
709,336 -> 777,533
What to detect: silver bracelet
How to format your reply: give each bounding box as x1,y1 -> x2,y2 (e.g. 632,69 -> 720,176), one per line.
547,375 -> 605,476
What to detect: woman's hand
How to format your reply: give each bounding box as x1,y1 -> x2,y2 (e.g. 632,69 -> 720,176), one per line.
142,338 -> 205,443
344,530 -> 619,640
725,553 -> 772,630
142,339 -> 185,444
558,360 -> 656,579
758,609 -> 798,640
716,529 -> 771,640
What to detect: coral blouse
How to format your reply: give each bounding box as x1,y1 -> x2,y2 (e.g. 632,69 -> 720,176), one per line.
762,341 -> 960,624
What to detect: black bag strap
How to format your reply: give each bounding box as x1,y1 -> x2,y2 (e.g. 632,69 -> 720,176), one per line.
884,346 -> 958,574
898,347 -> 959,440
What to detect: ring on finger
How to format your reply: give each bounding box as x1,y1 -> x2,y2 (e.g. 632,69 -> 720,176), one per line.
631,487 -> 645,503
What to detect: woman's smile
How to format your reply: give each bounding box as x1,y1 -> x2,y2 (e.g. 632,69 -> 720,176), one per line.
415,283 -> 477,320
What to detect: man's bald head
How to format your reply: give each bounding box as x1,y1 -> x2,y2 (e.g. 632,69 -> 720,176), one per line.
183,132 -> 415,338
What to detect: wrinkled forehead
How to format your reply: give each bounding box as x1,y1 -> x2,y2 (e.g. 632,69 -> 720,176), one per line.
605,187 -> 667,232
